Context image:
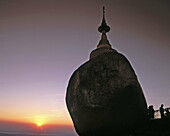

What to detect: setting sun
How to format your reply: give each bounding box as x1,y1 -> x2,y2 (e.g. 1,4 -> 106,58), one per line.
37,122 -> 42,127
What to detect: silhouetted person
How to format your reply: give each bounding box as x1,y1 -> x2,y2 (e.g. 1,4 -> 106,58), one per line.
159,104 -> 165,119
165,108 -> 170,119
148,105 -> 155,119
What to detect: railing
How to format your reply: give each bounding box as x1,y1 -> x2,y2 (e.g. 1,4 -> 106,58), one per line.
153,107 -> 170,119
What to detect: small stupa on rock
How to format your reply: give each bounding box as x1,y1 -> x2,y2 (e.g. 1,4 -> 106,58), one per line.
66,7 -> 148,136
90,7 -> 117,59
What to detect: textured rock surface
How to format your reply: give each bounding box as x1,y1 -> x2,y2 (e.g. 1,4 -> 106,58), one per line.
66,52 -> 148,136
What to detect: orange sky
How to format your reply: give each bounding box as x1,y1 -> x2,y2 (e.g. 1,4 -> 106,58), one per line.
0,105 -> 73,126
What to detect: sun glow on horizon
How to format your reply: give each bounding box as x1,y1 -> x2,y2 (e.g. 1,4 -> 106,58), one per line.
37,122 -> 42,127
33,115 -> 46,127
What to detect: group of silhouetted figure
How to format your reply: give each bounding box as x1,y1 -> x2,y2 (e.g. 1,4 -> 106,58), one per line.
148,104 -> 170,120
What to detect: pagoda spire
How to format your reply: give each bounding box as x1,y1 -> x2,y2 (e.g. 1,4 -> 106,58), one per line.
98,6 -> 110,33
97,6 -> 111,47
89,7 -> 117,59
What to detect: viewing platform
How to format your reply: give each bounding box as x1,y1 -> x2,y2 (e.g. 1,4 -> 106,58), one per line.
133,107 -> 170,136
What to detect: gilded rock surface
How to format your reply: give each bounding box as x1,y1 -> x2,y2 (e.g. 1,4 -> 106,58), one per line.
66,52 -> 148,136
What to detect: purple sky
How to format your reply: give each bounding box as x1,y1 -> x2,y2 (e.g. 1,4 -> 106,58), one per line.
0,0 -> 170,134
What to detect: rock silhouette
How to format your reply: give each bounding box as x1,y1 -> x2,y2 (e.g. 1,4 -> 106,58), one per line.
66,52 -> 148,136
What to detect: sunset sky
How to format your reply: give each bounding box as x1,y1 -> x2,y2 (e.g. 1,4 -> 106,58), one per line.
0,0 -> 170,135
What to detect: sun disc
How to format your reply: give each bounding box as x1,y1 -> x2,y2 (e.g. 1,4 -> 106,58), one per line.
37,122 -> 42,127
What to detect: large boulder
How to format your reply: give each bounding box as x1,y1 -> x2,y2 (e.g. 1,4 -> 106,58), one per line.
66,52 -> 148,136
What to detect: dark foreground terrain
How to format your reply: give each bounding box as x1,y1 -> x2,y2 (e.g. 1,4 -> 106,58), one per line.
131,119 -> 170,136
